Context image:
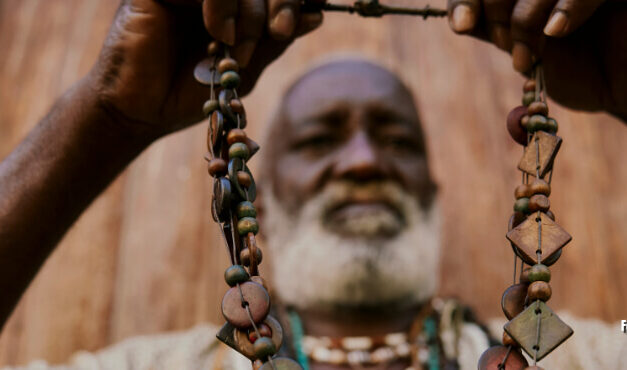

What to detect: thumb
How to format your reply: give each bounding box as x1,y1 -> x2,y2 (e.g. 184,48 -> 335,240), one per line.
543,0 -> 606,37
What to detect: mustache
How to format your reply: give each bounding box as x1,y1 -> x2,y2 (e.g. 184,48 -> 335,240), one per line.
317,181 -> 411,216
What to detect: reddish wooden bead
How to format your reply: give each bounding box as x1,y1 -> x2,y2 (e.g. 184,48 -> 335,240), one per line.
478,346 -> 528,370
528,194 -> 550,212
227,129 -> 247,145
237,171 -> 253,188
251,276 -> 268,291
515,184 -> 532,199
528,101 -> 548,116
208,158 -> 227,177
240,247 -> 263,267
502,283 -> 528,320
507,106 -> 529,145
530,179 -> 551,196
523,79 -> 537,93
230,99 -> 245,115
248,323 -> 273,343
218,58 -> 239,74
528,281 -> 552,301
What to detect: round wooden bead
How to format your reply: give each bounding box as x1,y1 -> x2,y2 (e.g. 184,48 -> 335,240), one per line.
241,247 -> 263,267
502,284 -> 528,320
528,264 -> 551,282
507,106 -> 529,145
527,101 -> 548,116
528,281 -> 552,301
221,71 -> 241,89
237,171 -> 253,188
521,115 -> 530,129
514,197 -> 530,213
528,194 -> 550,212
230,99 -> 245,115
522,92 -> 536,106
515,184 -> 532,199
520,267 -> 531,284
207,41 -> 221,56
523,79 -> 536,92
227,129 -> 247,145
251,276 -> 268,291
203,99 -> 219,117
218,58 -> 239,73
502,331 -> 517,347
530,179 -> 551,196
237,201 -> 257,218
248,323 -> 273,343
238,217 -> 259,235
225,265 -> 250,287
235,316 -> 284,359
229,142 -> 250,160
478,346 -> 528,370
508,212 -> 526,231
222,281 -> 270,329
527,114 -> 547,132
259,358 -> 303,370
545,117 -> 558,133
208,158 -> 227,177
254,337 -> 277,359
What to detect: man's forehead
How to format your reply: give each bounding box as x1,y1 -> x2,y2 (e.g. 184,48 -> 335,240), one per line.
283,61 -> 417,124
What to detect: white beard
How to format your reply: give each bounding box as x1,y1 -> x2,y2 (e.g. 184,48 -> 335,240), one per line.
262,180 -> 441,311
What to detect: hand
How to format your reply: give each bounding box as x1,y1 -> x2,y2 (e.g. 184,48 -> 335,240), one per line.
88,0 -> 323,140
447,0 -> 627,120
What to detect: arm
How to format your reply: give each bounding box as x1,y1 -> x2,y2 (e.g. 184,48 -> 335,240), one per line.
0,0 -> 322,328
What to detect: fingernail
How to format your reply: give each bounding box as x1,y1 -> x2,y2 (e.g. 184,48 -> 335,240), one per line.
512,42 -> 533,72
451,4 -> 475,33
233,40 -> 257,68
544,11 -> 568,37
271,7 -> 296,40
491,25 -> 512,51
221,17 -> 236,45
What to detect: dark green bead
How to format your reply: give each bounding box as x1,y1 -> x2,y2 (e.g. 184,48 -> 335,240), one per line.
221,71 -> 241,89
253,337 -> 277,359
522,92 -> 536,106
224,265 -> 249,287
237,201 -> 257,218
203,99 -> 219,117
527,114 -> 547,132
229,143 -> 250,160
238,217 -> 259,235
514,197 -> 530,213
545,118 -> 558,133
528,264 -> 551,282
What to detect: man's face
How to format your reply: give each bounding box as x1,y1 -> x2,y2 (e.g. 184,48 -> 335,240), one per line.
261,61 -> 440,310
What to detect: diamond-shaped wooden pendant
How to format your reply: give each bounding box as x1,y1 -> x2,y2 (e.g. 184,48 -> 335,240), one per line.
518,131 -> 562,177
504,301 -> 573,361
506,212 -> 571,265
216,322 -> 239,352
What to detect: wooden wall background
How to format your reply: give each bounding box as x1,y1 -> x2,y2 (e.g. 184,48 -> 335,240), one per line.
0,0 -> 625,366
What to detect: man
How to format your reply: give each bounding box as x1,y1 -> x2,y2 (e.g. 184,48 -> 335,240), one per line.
0,0 -> 625,369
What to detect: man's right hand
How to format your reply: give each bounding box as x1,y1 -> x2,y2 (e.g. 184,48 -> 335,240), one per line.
89,0 -> 322,141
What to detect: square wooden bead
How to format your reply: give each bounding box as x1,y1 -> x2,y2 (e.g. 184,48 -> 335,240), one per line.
518,131 -> 562,177
506,212 -> 572,265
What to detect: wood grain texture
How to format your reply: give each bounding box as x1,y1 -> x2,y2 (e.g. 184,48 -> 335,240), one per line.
0,0 -> 625,366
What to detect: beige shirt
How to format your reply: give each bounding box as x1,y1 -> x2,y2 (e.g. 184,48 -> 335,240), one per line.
3,313 -> 625,370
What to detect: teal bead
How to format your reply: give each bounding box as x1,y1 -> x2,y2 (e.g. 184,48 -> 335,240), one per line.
545,118 -> 558,133
229,143 -> 250,160
253,337 -> 277,359
203,99 -> 219,117
221,71 -> 241,89
528,264 -> 551,282
527,114 -> 547,132
238,217 -> 259,235
224,265 -> 249,287
237,201 -> 257,218
514,197 -> 530,213
522,92 -> 536,106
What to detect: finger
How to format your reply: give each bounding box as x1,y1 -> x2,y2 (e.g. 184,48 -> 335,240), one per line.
231,0 -> 266,68
544,0 -> 605,37
268,0 -> 301,41
511,0 -> 558,72
294,11 -> 324,38
482,0 -> 516,50
203,0 -> 238,45
448,0 -> 481,33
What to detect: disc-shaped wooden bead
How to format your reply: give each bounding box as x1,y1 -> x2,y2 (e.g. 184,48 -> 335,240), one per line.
222,281 -> 270,329
502,283 -> 528,320
259,358 -> 303,370
478,346 -> 528,370
507,106 -> 529,145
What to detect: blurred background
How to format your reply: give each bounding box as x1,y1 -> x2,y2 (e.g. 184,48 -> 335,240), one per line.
0,0 -> 625,366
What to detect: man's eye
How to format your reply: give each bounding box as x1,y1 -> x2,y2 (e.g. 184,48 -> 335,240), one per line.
380,137 -> 418,152
292,135 -> 338,152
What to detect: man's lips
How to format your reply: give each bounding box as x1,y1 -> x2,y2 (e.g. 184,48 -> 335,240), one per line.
324,200 -> 405,225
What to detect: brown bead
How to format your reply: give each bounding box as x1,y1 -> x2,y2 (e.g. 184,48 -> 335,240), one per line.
502,331 -> 517,347
530,179 -> 551,196
523,79 -> 537,92
241,247 -> 263,267
478,345 -> 528,370
521,115 -> 530,129
218,57 -> 239,73
248,323 -> 273,343
208,158 -> 227,177
221,281 -> 270,329
508,212 -> 526,231
514,184 -> 532,199
507,106 -> 529,146
528,101 -> 548,116
502,283 -> 528,320
230,99 -> 245,115
227,129 -> 247,145
520,267 -> 531,284
528,194 -> 550,212
251,276 -> 268,291
528,281 -> 552,301
237,171 -> 252,188
207,41 -> 221,56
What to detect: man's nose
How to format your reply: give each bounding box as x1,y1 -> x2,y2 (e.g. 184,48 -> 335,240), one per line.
332,131 -> 386,181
